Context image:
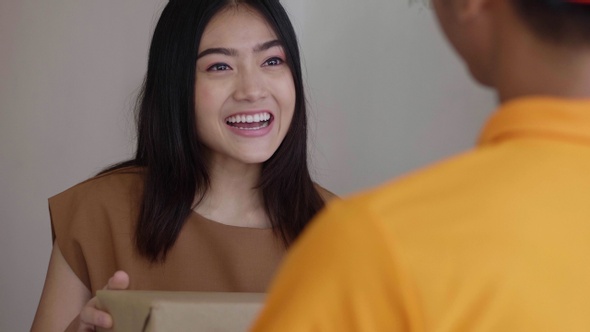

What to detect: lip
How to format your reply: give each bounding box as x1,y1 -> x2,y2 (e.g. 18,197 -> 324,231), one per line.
224,110 -> 275,138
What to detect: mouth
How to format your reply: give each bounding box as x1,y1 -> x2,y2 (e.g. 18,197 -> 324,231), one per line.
225,111 -> 273,130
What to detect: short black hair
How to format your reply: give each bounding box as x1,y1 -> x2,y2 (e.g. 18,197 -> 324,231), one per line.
512,0 -> 590,46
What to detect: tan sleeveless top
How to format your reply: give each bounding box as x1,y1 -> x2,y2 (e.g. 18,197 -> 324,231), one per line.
49,167 -> 335,295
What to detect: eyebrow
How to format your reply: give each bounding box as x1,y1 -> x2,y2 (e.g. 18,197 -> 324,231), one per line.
197,39 -> 283,60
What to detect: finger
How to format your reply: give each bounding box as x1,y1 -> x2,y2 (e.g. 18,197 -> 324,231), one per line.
106,270 -> 130,290
79,298 -> 113,329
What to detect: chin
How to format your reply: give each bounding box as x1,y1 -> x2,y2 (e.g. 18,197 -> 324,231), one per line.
467,64 -> 494,88
238,152 -> 275,165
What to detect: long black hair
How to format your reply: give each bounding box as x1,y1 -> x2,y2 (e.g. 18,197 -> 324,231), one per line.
103,0 -> 325,262
512,0 -> 590,45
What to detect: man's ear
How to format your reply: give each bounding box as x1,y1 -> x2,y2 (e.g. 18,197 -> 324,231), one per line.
455,0 -> 494,22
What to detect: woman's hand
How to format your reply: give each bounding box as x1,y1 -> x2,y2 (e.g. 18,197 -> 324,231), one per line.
32,244 -> 130,332
75,271 -> 130,331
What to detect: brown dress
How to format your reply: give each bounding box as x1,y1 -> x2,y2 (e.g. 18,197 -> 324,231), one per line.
49,167 -> 335,295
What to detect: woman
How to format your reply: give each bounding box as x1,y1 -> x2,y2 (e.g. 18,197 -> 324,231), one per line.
31,0 -> 334,330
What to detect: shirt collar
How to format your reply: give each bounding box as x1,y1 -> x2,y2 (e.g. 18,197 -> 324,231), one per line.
478,97 -> 590,146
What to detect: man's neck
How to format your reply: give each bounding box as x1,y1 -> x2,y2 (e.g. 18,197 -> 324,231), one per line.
494,21 -> 590,102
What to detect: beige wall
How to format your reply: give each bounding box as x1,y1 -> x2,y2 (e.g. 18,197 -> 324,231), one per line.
0,0 -> 493,330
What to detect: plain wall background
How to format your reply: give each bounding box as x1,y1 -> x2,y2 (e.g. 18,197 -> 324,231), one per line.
0,0 -> 494,330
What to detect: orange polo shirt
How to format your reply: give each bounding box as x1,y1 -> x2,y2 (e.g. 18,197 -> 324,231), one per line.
251,97 -> 590,331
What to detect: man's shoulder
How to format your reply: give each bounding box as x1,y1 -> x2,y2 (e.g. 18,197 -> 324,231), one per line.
313,183 -> 339,203
333,145 -> 514,227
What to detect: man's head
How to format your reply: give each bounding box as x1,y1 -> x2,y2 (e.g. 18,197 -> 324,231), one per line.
432,0 -> 590,88
512,0 -> 590,46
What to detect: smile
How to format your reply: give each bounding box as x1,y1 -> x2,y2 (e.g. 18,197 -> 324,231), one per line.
225,112 -> 273,130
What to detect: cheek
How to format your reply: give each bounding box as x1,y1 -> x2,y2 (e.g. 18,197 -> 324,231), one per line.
432,0 -> 445,26
459,26 -> 495,86
195,80 -> 214,105
194,81 -> 224,119
194,84 -> 219,143
277,77 -> 296,121
432,0 -> 453,40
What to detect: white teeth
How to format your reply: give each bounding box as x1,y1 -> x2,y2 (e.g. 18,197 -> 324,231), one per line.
226,112 -> 272,124
241,121 -> 270,130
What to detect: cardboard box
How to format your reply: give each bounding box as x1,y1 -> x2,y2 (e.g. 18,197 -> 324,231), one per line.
96,290 -> 265,332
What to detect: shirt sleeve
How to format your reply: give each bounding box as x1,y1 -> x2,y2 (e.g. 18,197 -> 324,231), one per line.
250,199 -> 419,332
49,187 -> 92,290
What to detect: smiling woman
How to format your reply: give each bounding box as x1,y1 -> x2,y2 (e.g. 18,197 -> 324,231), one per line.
194,7 -> 295,168
30,1 -> 335,331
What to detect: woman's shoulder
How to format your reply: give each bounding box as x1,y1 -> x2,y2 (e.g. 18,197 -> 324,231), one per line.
49,166 -> 145,207
48,166 -> 145,291
314,183 -> 339,203
49,166 -> 145,243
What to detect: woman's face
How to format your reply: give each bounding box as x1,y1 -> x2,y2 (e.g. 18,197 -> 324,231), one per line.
194,6 -> 295,167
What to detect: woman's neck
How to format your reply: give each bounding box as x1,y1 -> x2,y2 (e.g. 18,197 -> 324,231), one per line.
193,156 -> 270,228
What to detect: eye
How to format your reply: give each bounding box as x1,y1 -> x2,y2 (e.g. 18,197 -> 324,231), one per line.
207,63 -> 232,71
263,57 -> 285,67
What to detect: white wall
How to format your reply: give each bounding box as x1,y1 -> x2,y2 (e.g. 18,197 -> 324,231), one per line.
284,0 -> 495,194
0,0 -> 494,330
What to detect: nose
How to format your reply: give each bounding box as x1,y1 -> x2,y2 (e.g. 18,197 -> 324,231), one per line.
232,67 -> 268,102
